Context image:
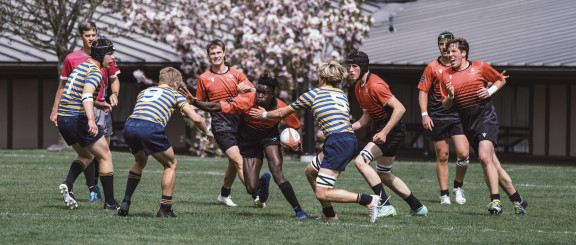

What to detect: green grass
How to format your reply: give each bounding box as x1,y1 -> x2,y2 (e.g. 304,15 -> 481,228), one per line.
0,149 -> 575,244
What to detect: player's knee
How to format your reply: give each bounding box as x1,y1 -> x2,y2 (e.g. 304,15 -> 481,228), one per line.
436,151 -> 449,163
315,172 -> 336,197
456,157 -> 469,167
356,149 -> 374,166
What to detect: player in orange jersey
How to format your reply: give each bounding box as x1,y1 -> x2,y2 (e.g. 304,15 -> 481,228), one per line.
440,38 -> 527,215
418,31 -> 470,205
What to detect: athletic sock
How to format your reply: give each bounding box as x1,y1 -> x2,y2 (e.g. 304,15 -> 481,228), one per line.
403,193 -> 424,211
440,189 -> 449,196
84,159 -> 96,187
490,194 -> 501,201
371,183 -> 390,205
357,194 -> 372,206
508,191 -> 522,203
100,173 -> 115,203
453,180 -> 463,189
278,181 -> 301,210
161,195 -> 172,209
123,171 -> 142,201
322,203 -> 336,217
64,160 -> 84,191
94,159 -> 100,185
221,187 -> 231,197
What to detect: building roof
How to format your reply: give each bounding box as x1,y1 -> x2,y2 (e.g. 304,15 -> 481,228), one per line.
361,0 -> 576,68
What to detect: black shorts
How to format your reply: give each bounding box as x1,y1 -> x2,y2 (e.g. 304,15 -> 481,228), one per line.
57,115 -> 103,147
237,127 -> 281,160
425,119 -> 465,141
465,123 -> 498,154
372,122 -> 406,157
211,112 -> 240,151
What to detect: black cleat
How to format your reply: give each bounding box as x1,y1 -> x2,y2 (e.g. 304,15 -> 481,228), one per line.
104,200 -> 121,210
157,207 -> 177,218
118,200 -> 131,216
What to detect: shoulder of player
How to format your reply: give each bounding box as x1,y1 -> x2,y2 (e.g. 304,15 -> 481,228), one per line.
367,74 -> 389,87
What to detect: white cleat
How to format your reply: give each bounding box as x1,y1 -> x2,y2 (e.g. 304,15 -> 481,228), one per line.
453,188 -> 466,205
377,205 -> 397,217
217,194 -> 238,207
440,194 -> 451,205
59,184 -> 78,209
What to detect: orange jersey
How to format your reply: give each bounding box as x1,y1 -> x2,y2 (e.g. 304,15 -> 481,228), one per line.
354,73 -> 396,125
196,67 -> 253,102
417,58 -> 459,120
219,92 -> 300,132
440,61 -> 503,110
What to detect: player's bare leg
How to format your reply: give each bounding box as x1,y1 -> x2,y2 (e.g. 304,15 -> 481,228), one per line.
218,146 -> 244,207
478,140 -> 503,214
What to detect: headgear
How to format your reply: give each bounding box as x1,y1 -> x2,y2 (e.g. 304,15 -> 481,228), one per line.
91,38 -> 115,64
438,31 -> 454,42
347,51 -> 369,80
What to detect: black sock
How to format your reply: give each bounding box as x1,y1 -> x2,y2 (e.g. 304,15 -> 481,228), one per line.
453,180 -> 463,189
403,193 -> 424,211
221,187 -> 231,197
100,173 -> 115,204
508,191 -> 522,203
123,171 -> 142,201
440,189 -> 449,196
94,159 -> 100,185
84,159 -> 97,187
161,195 -> 172,209
278,181 -> 301,210
371,183 -> 390,205
357,194 -> 372,206
490,194 -> 501,201
322,203 -> 336,217
65,160 -> 84,192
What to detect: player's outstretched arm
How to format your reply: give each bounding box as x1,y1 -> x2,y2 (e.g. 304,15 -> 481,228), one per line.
178,87 -> 222,112
182,106 -> 214,141
250,106 -> 293,120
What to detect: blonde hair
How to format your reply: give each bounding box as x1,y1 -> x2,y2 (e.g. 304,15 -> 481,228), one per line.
159,67 -> 182,86
317,61 -> 348,87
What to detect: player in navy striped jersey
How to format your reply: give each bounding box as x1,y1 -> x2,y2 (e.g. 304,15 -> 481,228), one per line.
118,67 -> 212,218
56,38 -> 120,210
251,62 -> 380,223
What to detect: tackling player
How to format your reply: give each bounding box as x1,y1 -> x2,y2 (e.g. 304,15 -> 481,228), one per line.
55,38 -> 120,210
118,67 -> 212,218
418,31 -> 470,205
440,38 -> 528,215
196,39 -> 255,207
180,74 -> 309,218
348,51 -> 428,216
250,62 -> 380,223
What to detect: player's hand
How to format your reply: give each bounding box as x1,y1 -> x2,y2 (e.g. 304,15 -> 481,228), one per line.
373,131 -> 387,144
94,101 -> 112,113
88,120 -> 98,137
446,82 -> 454,97
109,93 -> 118,107
237,83 -> 254,94
178,87 -> 196,104
477,86 -> 490,99
204,130 -> 214,142
50,111 -> 58,126
249,106 -> 266,119
282,142 -> 301,153
422,115 -> 434,131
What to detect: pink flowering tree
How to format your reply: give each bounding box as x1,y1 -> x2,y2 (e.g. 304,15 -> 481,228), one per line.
122,0 -> 373,155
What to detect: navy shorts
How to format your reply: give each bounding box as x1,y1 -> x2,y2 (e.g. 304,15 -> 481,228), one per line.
425,119 -> 465,141
122,119 -> 171,156
57,115 -> 103,147
320,133 -> 359,171
238,127 -> 281,159
372,123 -> 405,157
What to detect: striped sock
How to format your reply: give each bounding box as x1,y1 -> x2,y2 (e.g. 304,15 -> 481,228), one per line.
161,195 -> 173,209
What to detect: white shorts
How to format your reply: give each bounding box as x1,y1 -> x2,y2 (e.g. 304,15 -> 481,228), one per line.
94,108 -> 113,137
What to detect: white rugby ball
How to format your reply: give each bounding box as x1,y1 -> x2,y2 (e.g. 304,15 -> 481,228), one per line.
280,128 -> 301,148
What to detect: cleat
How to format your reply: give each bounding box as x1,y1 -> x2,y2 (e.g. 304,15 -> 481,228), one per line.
377,205 -> 397,217
59,183 -> 78,209
217,194 -> 238,207
157,207 -> 177,218
257,172 -> 271,203
295,209 -> 310,219
316,214 -> 339,220
253,196 -> 266,208
440,195 -> 451,205
407,205 -> 429,216
104,200 -> 121,210
367,195 -> 380,223
513,198 -> 528,216
118,200 -> 131,217
89,185 -> 102,203
453,187 -> 466,204
488,199 -> 502,215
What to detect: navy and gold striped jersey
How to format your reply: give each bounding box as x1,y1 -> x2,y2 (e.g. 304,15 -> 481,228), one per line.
127,84 -> 190,128
289,85 -> 353,137
58,60 -> 102,116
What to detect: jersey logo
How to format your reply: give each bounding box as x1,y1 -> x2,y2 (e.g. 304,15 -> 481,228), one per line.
438,69 -> 443,74
210,77 -> 215,82
482,133 -> 487,137
449,75 -> 453,79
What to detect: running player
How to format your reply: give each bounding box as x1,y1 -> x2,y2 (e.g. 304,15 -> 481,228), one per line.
118,67 -> 212,218
250,62 -> 380,223
50,21 -> 121,203
418,31 -> 469,205
347,51 -> 428,216
180,74 -> 309,218
196,39 -> 255,207
55,37 -> 120,210
440,38 -> 528,215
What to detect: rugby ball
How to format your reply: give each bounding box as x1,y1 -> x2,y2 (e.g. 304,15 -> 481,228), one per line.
280,128 -> 301,148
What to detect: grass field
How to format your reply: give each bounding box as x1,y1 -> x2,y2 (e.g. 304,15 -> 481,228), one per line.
0,149 -> 575,244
